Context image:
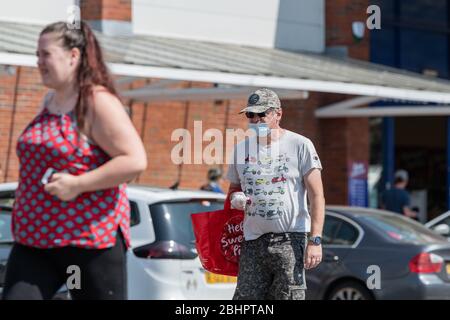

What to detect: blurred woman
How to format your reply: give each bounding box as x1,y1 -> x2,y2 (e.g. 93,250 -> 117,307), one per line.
2,21 -> 147,300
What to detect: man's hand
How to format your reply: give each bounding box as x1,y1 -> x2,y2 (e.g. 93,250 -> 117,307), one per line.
405,211 -> 417,218
305,243 -> 322,270
230,192 -> 248,210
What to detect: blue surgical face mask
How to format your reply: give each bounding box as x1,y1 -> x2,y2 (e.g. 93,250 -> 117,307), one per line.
248,123 -> 270,137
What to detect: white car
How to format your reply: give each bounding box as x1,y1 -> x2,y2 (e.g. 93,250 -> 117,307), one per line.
0,182 -> 237,300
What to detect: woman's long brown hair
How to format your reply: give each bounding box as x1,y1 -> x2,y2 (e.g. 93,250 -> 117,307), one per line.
40,21 -> 118,134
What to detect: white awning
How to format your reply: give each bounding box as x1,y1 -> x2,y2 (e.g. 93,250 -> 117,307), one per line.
1,21 -> 450,113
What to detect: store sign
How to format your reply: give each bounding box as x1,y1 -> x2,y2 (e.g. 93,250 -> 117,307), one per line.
348,161 -> 369,207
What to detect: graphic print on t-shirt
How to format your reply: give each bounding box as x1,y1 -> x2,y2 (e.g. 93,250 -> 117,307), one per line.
243,152 -> 289,220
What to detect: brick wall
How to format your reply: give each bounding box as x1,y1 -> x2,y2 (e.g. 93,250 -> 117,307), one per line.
326,0 -> 370,60
0,69 -> 249,192
0,67 -> 47,183
123,80 -> 249,191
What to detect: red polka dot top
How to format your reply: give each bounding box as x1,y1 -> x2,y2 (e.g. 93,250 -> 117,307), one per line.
12,98 -> 131,249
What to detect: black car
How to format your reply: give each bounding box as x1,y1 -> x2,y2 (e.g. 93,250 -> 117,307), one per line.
307,206 -> 450,300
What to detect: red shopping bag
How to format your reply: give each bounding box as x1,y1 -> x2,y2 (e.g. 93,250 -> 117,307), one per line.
191,195 -> 244,276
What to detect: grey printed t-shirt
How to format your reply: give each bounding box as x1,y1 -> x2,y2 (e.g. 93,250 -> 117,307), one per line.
226,130 -> 322,240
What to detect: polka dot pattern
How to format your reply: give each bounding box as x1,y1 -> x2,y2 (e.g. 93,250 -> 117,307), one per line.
12,108 -> 131,249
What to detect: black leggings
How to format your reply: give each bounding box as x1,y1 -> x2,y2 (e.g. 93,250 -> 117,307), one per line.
2,230 -> 127,300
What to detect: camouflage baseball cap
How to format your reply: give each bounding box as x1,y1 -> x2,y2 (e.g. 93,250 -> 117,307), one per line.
239,88 -> 281,114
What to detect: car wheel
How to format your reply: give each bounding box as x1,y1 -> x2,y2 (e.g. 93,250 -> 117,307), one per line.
327,281 -> 373,300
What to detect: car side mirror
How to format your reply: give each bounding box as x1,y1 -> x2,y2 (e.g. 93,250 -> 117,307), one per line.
432,224 -> 450,236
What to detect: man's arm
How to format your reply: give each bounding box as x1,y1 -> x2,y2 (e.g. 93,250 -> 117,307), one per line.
304,168 -> 325,269
402,192 -> 416,218
403,206 -> 417,218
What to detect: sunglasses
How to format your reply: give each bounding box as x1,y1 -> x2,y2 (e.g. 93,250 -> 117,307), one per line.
245,109 -> 273,119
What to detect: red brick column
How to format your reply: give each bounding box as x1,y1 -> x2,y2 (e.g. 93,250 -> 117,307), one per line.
80,0 -> 131,21
80,0 -> 132,35
308,0 -> 371,205
319,117 -> 369,205
326,0 -> 370,60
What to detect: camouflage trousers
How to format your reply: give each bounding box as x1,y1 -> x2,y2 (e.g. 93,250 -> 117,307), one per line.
233,232 -> 307,300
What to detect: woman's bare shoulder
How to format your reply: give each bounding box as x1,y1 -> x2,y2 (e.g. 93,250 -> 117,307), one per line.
90,85 -> 122,110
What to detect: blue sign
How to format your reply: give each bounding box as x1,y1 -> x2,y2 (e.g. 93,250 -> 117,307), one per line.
348,161 -> 369,207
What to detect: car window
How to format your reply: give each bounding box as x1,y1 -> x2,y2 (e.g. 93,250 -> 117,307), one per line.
322,215 -> 341,245
359,214 -> 445,244
323,214 -> 359,246
0,208 -> 13,243
0,191 -> 15,208
130,201 -> 139,227
149,199 -> 224,249
334,220 -> 359,245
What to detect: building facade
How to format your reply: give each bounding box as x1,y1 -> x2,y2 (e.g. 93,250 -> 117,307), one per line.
1,0 -> 448,221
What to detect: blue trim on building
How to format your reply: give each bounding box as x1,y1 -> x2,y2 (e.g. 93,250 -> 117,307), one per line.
382,117 -> 395,190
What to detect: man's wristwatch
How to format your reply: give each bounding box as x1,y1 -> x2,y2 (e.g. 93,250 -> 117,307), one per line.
308,236 -> 322,246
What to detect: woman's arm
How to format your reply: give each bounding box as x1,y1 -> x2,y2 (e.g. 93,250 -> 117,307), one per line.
76,89 -> 147,191
45,88 -> 147,200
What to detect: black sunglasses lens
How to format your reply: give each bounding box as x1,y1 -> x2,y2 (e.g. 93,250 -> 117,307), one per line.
246,112 -> 266,119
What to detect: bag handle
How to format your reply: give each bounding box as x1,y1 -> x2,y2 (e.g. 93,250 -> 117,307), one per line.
224,193 -> 232,212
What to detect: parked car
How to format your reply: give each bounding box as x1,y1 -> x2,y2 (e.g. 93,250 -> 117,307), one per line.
425,211 -> 450,240
307,206 -> 450,300
0,182 -> 235,300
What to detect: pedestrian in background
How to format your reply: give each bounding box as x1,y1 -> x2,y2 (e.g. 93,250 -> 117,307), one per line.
3,21 -> 147,300
200,167 -> 224,194
380,169 -> 417,219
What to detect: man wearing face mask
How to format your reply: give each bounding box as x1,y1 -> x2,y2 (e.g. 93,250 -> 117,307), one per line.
226,88 -> 325,300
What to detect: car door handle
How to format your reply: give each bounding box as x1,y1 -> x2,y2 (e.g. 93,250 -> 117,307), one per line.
182,270 -> 194,274
323,255 -> 339,262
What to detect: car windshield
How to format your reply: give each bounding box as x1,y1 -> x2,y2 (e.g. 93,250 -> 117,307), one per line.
149,199 -> 224,249
0,209 -> 13,243
359,213 -> 446,244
